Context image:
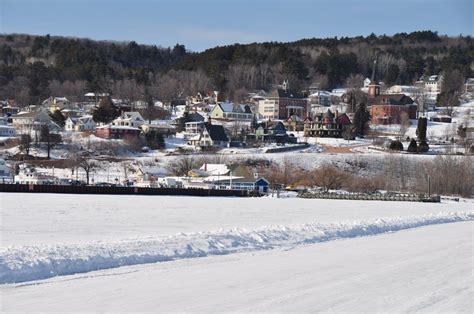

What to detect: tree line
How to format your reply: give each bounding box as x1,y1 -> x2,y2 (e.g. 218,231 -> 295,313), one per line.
0,31 -> 472,104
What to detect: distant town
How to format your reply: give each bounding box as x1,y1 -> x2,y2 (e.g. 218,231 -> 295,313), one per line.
0,32 -> 472,198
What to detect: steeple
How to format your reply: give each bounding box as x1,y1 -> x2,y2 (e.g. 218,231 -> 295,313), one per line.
371,58 -> 377,83
368,56 -> 380,99
282,79 -> 289,91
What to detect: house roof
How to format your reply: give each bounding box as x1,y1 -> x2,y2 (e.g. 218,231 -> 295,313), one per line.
287,114 -> 303,122
218,103 -> 252,114
187,112 -> 205,122
119,112 -> 144,121
370,94 -> 414,106
199,163 -> 230,176
142,123 -> 175,130
335,113 -> 351,125
309,91 -> 331,97
267,121 -> 286,131
12,111 -> 39,118
204,123 -> 229,142
96,125 -> 140,131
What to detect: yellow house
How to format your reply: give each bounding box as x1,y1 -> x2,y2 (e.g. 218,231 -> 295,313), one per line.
210,103 -> 253,121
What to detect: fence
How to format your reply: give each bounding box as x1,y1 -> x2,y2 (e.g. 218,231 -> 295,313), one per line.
0,183 -> 250,197
298,191 -> 440,202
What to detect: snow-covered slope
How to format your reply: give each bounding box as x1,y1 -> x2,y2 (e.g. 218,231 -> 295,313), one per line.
2,193 -> 472,247
1,222 -> 472,312
1,211 -> 472,284
1,193 -> 472,311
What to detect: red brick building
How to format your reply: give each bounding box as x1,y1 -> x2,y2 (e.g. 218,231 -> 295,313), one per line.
95,125 -> 141,139
367,83 -> 417,124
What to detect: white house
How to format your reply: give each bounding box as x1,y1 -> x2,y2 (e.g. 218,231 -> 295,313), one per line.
257,99 -> 280,120
185,121 -> 206,134
423,75 -> 443,93
65,115 -> 96,132
0,125 -> 16,137
112,112 -> 145,128
187,123 -> 229,149
309,90 -> 331,108
210,103 -> 253,121
14,165 -> 56,184
11,110 -> 60,133
0,117 -> 16,137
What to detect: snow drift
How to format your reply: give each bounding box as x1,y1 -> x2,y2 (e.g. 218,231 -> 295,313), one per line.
1,211 -> 472,284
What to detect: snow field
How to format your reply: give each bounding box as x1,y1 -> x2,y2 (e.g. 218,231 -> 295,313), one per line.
2,221 -> 472,312
2,193 -> 472,247
1,211 -> 472,284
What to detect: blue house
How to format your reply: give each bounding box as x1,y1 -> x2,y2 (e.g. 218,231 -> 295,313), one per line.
254,178 -> 269,194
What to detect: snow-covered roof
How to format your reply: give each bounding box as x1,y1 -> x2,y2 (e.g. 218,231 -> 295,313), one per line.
96,125 -> 140,130
309,91 -> 331,97
139,166 -> 168,176
84,92 -> 109,97
199,163 -> 230,176
331,89 -> 348,97
203,175 -> 244,183
217,103 -> 251,114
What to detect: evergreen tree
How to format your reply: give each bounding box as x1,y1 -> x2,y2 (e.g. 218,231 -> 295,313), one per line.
49,109 -> 66,127
92,97 -> 119,124
407,138 -> 418,153
144,130 -> 165,149
389,140 -> 404,151
416,117 -> 428,142
176,111 -> 189,132
416,117 -> 429,152
352,103 -> 371,137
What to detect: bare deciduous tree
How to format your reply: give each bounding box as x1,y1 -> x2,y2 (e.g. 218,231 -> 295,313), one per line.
398,112 -> 410,140
166,155 -> 199,176
345,74 -> 365,89
311,164 -> 345,192
77,156 -> 100,185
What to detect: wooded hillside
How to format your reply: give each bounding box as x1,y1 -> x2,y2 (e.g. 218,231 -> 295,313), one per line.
0,31 -> 472,104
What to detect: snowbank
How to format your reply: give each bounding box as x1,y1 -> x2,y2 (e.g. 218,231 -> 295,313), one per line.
1,211 -> 472,284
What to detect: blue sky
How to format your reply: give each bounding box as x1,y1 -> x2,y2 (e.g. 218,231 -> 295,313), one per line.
0,0 -> 472,51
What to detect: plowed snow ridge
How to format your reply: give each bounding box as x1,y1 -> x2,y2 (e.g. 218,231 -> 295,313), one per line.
1,211 -> 472,284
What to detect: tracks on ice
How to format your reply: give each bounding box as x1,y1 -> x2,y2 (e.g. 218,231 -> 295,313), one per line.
1,211 -> 472,284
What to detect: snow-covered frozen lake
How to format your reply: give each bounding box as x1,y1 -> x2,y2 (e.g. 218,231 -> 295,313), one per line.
0,193 -> 472,311
0,193 -> 471,246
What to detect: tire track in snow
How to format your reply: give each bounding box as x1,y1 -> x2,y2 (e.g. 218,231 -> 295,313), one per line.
1,211 -> 472,284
